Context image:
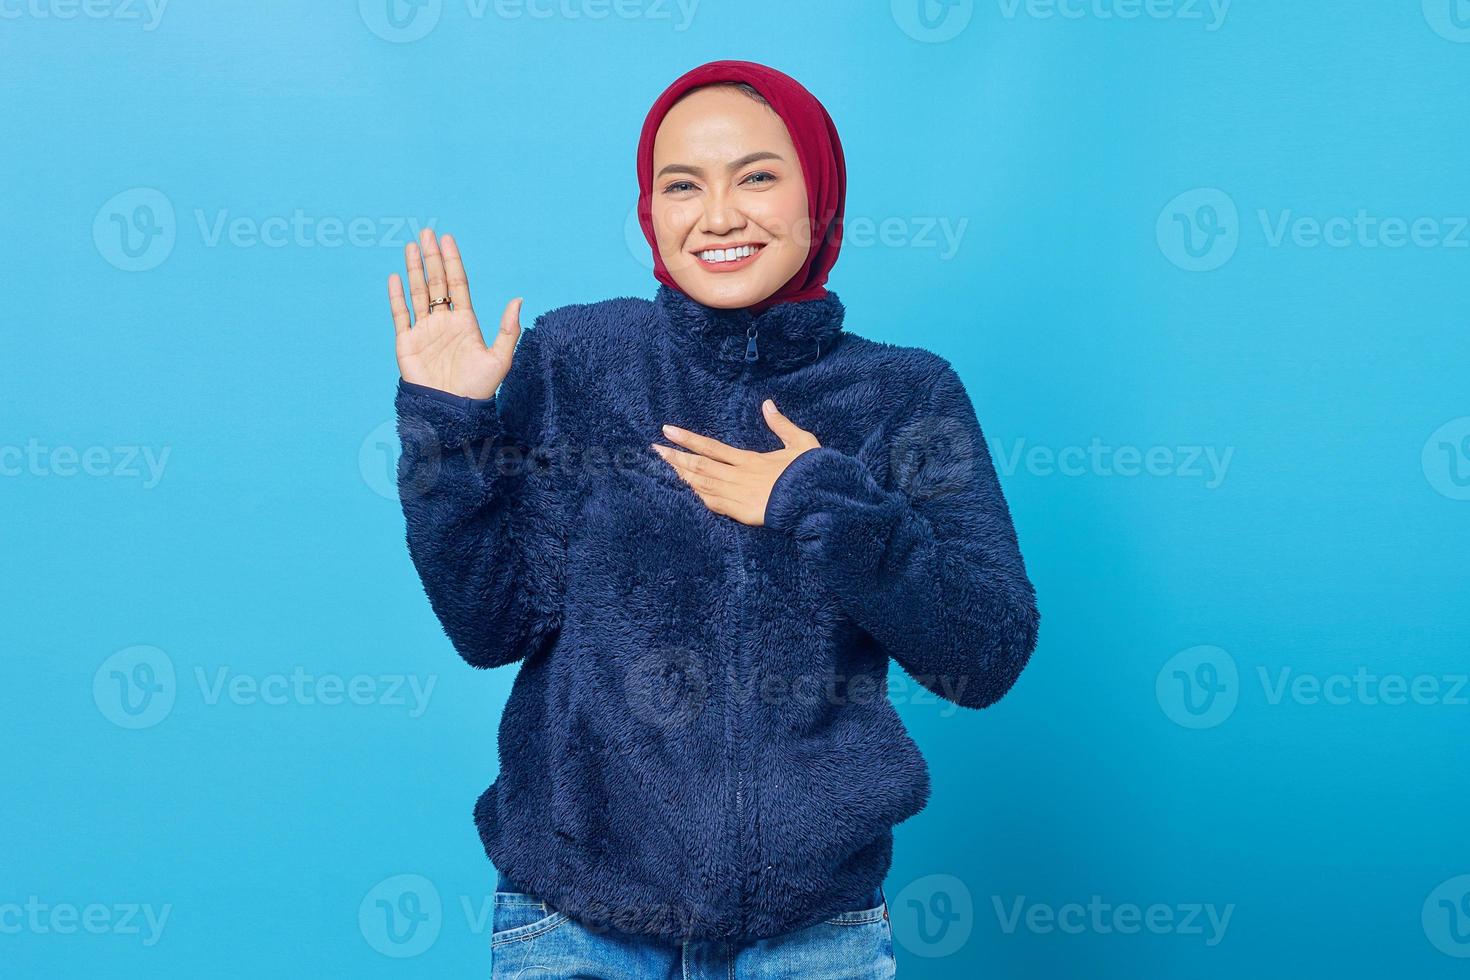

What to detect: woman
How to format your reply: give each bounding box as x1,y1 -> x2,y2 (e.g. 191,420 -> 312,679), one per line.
386,60 -> 1039,978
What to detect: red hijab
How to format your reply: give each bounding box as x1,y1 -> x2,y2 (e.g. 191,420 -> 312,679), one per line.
635,60 -> 846,315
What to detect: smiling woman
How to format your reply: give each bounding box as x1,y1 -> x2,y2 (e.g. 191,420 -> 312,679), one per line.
639,72 -> 845,314
387,59 -> 1039,979
648,85 -> 810,301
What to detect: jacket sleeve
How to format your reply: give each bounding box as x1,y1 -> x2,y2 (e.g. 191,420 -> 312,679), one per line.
393,322 -> 566,669
762,359 -> 1039,709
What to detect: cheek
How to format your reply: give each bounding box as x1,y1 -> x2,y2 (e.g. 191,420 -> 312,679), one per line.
752,186 -> 813,250
651,200 -> 697,254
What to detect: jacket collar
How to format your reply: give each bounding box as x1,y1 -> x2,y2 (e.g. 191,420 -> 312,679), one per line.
653,283 -> 847,376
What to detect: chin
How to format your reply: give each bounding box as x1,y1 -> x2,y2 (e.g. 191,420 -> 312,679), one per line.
674,268 -> 803,310
696,280 -> 769,309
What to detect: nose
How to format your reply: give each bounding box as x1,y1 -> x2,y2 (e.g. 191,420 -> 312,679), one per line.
699,185 -> 747,237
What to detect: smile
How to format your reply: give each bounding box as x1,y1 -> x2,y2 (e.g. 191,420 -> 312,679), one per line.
692,243 -> 765,271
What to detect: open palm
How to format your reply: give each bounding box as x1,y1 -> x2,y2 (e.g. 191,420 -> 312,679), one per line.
389,228 -> 523,400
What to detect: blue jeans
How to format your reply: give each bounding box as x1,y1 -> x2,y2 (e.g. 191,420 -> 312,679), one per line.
489,868 -> 897,978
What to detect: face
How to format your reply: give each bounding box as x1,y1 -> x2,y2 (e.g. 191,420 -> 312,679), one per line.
649,85 -> 811,309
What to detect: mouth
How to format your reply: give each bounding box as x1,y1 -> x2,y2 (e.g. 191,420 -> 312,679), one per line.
690,242 -> 766,272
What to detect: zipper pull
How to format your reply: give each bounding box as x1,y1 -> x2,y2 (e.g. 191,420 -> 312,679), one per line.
745,325 -> 759,362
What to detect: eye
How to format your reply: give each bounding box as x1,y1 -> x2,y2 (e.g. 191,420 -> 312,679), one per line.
742,171 -> 777,186
663,180 -> 697,194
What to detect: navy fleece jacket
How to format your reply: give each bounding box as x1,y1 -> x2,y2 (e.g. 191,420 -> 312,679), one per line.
393,283 -> 1039,943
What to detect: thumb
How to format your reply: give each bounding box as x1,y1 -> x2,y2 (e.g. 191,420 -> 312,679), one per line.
488,296 -> 524,357
761,399 -> 814,449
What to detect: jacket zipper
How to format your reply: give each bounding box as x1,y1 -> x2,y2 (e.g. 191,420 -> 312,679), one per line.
730,514 -> 749,932
730,332 -> 757,932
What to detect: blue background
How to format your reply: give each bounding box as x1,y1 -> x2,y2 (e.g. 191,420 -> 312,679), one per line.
5,1 -> 1469,976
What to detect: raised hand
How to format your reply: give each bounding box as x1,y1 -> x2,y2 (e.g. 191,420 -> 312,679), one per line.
389,228 -> 523,400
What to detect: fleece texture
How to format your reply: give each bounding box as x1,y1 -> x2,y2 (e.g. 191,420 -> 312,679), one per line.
393,283 -> 1040,943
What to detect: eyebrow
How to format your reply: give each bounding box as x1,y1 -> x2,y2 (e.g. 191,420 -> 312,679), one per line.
656,151 -> 785,179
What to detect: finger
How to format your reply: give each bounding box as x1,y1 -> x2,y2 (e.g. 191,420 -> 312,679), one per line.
404,241 -> 430,319
693,489 -> 737,519
654,444 -> 736,490
387,274 -> 411,335
440,233 -> 474,310
419,228 -> 450,312
651,451 -> 740,516
660,424 -> 746,464
691,481 -> 745,519
760,399 -> 814,448
488,297 -> 524,359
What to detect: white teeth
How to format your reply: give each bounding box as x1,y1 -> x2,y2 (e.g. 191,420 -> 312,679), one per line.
698,245 -> 759,263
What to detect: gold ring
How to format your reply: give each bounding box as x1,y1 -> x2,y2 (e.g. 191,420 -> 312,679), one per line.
428,296 -> 451,311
